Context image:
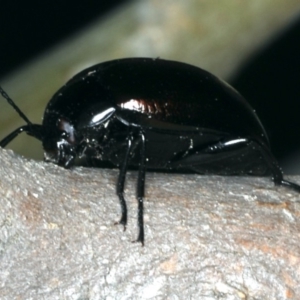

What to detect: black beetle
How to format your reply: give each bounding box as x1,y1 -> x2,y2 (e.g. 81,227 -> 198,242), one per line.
1,58 -> 300,245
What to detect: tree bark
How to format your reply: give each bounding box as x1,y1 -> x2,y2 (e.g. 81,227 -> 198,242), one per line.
0,148 -> 300,299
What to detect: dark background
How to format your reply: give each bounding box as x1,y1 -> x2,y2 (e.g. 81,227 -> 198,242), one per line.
0,0 -> 129,78
230,17 -> 300,172
1,1 -> 300,172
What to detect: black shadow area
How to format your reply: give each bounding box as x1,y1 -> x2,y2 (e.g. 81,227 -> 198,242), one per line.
230,16 -> 300,171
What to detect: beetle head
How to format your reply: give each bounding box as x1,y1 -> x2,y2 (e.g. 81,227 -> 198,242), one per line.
43,117 -> 77,168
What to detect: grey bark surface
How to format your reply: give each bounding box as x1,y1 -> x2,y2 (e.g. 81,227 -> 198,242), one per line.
0,149 -> 300,299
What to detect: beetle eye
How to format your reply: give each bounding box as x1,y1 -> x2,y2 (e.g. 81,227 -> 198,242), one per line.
57,118 -> 76,144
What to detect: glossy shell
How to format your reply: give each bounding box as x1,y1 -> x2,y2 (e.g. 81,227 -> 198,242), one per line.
43,58 -> 268,144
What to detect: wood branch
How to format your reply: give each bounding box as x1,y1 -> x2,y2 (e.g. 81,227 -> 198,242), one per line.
1,148 -> 300,298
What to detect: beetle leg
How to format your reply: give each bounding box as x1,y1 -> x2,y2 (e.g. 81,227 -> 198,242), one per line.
252,140 -> 300,192
135,132 -> 146,246
0,126 -> 30,147
279,180 -> 300,192
207,138 -> 300,192
206,138 -> 300,192
115,134 -> 134,231
0,124 -> 43,147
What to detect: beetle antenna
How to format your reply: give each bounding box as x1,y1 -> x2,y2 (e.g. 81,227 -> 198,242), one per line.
0,86 -> 33,126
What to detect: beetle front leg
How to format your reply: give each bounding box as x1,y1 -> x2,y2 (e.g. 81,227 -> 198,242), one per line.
115,134 -> 134,230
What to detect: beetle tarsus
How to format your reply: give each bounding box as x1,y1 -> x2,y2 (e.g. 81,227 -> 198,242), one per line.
279,179 -> 300,193
136,132 -> 146,246
132,224 -> 145,246
114,220 -> 126,231
114,197 -> 127,231
134,197 -> 145,246
252,140 -> 300,192
132,235 -> 145,247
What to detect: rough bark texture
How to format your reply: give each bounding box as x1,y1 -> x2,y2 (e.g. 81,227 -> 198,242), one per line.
0,148 -> 300,299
